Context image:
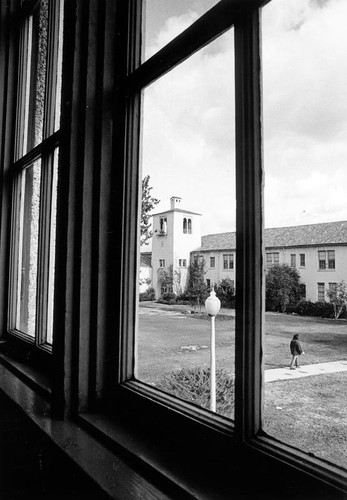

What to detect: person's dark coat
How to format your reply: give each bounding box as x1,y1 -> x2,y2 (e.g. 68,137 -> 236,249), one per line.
290,339 -> 303,356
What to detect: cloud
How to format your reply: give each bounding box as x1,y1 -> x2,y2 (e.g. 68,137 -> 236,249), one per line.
143,1 -> 347,237
142,24 -> 235,234
262,0 -> 347,227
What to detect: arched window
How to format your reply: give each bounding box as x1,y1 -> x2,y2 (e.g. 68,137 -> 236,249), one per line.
160,217 -> 167,234
183,218 -> 187,234
188,218 -> 192,234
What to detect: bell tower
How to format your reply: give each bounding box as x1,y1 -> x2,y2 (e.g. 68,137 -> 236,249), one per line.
151,197 -> 202,298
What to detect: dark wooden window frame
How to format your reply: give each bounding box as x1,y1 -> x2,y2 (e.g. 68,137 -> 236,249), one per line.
0,0 -> 345,497
5,0 -> 63,370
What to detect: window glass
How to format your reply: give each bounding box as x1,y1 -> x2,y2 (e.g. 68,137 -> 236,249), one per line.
143,0 -> 219,61
263,0 -> 347,469
137,28 -> 236,419
15,160 -> 41,337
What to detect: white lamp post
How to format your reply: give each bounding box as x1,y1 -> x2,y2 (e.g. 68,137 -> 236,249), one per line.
205,289 -> 221,412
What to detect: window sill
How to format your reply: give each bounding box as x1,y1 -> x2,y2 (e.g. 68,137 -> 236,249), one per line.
0,366 -> 345,499
0,351 -> 51,401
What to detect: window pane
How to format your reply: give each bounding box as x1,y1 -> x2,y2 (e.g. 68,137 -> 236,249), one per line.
263,0 -> 347,469
137,29 -> 236,419
15,160 -> 41,337
143,0 -> 219,61
26,0 -> 49,152
54,0 -> 64,132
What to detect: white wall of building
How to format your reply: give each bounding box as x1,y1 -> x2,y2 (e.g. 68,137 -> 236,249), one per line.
193,250 -> 236,289
151,198 -> 202,298
267,245 -> 347,302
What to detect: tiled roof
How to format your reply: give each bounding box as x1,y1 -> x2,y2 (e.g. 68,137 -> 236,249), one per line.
140,252 -> 152,267
196,221 -> 347,251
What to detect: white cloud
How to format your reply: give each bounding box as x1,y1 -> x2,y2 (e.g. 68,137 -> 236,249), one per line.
142,24 -> 235,234
262,0 -> 347,227
143,1 -> 347,238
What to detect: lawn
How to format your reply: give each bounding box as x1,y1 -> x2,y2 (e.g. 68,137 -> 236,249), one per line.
137,302 -> 347,469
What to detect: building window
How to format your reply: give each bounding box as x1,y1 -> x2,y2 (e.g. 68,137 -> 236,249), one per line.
318,282 -> 325,302
8,0 -> 63,348
206,279 -> 211,288
290,254 -> 296,267
179,259 -> 186,267
328,250 -> 335,269
183,217 -> 192,234
159,259 -> 165,268
300,254 -> 305,267
223,254 -> 234,270
318,251 -> 326,269
210,256 -> 215,268
329,282 -> 337,293
299,284 -> 306,299
183,218 -> 187,234
318,250 -> 335,270
266,252 -> 279,266
159,217 -> 167,235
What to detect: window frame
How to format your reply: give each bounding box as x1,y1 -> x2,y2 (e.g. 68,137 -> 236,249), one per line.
0,0 -> 345,496
318,282 -> 325,302
6,0 -> 63,366
300,253 -> 305,267
290,253 -> 296,267
223,253 -> 234,270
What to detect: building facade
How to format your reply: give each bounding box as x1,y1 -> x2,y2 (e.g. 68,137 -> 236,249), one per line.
142,199 -> 347,303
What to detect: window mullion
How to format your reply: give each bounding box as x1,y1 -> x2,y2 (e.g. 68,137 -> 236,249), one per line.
234,7 -> 264,441
43,0 -> 61,138
35,153 -> 53,348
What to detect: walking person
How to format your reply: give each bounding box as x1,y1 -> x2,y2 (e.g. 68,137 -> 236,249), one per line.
289,334 -> 305,369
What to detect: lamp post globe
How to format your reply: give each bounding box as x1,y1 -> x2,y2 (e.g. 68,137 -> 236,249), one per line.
205,289 -> 221,317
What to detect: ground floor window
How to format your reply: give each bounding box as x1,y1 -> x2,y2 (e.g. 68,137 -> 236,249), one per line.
317,282 -> 325,302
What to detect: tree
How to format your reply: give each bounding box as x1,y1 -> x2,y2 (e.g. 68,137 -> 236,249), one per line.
157,265 -> 182,296
215,278 -> 235,309
185,258 -> 208,311
141,175 -> 160,246
266,264 -> 301,313
326,281 -> 347,319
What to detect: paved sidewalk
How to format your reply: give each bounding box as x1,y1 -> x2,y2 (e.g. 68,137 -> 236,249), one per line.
265,360 -> 347,383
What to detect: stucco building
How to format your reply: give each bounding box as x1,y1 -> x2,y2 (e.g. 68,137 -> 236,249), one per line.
143,197 -> 347,302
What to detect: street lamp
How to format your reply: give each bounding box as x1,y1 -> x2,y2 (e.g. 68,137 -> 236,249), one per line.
205,289 -> 221,412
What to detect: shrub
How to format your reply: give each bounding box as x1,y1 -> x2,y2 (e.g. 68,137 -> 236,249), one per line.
215,278 -> 235,309
176,292 -> 191,304
139,287 -> 155,301
155,367 -> 234,417
294,300 -> 339,319
161,292 -> 176,302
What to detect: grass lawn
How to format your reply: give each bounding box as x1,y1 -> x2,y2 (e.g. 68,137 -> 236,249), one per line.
137,302 -> 347,469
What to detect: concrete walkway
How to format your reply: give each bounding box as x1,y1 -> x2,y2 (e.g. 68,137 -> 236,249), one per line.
265,360 -> 347,383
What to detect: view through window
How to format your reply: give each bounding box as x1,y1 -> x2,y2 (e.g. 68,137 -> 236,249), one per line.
137,7 -> 236,419
263,0 -> 347,470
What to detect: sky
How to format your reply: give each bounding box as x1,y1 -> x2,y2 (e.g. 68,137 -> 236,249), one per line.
141,0 -> 347,240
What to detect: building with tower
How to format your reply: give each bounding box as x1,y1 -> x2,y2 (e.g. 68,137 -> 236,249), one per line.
141,197 -> 347,303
